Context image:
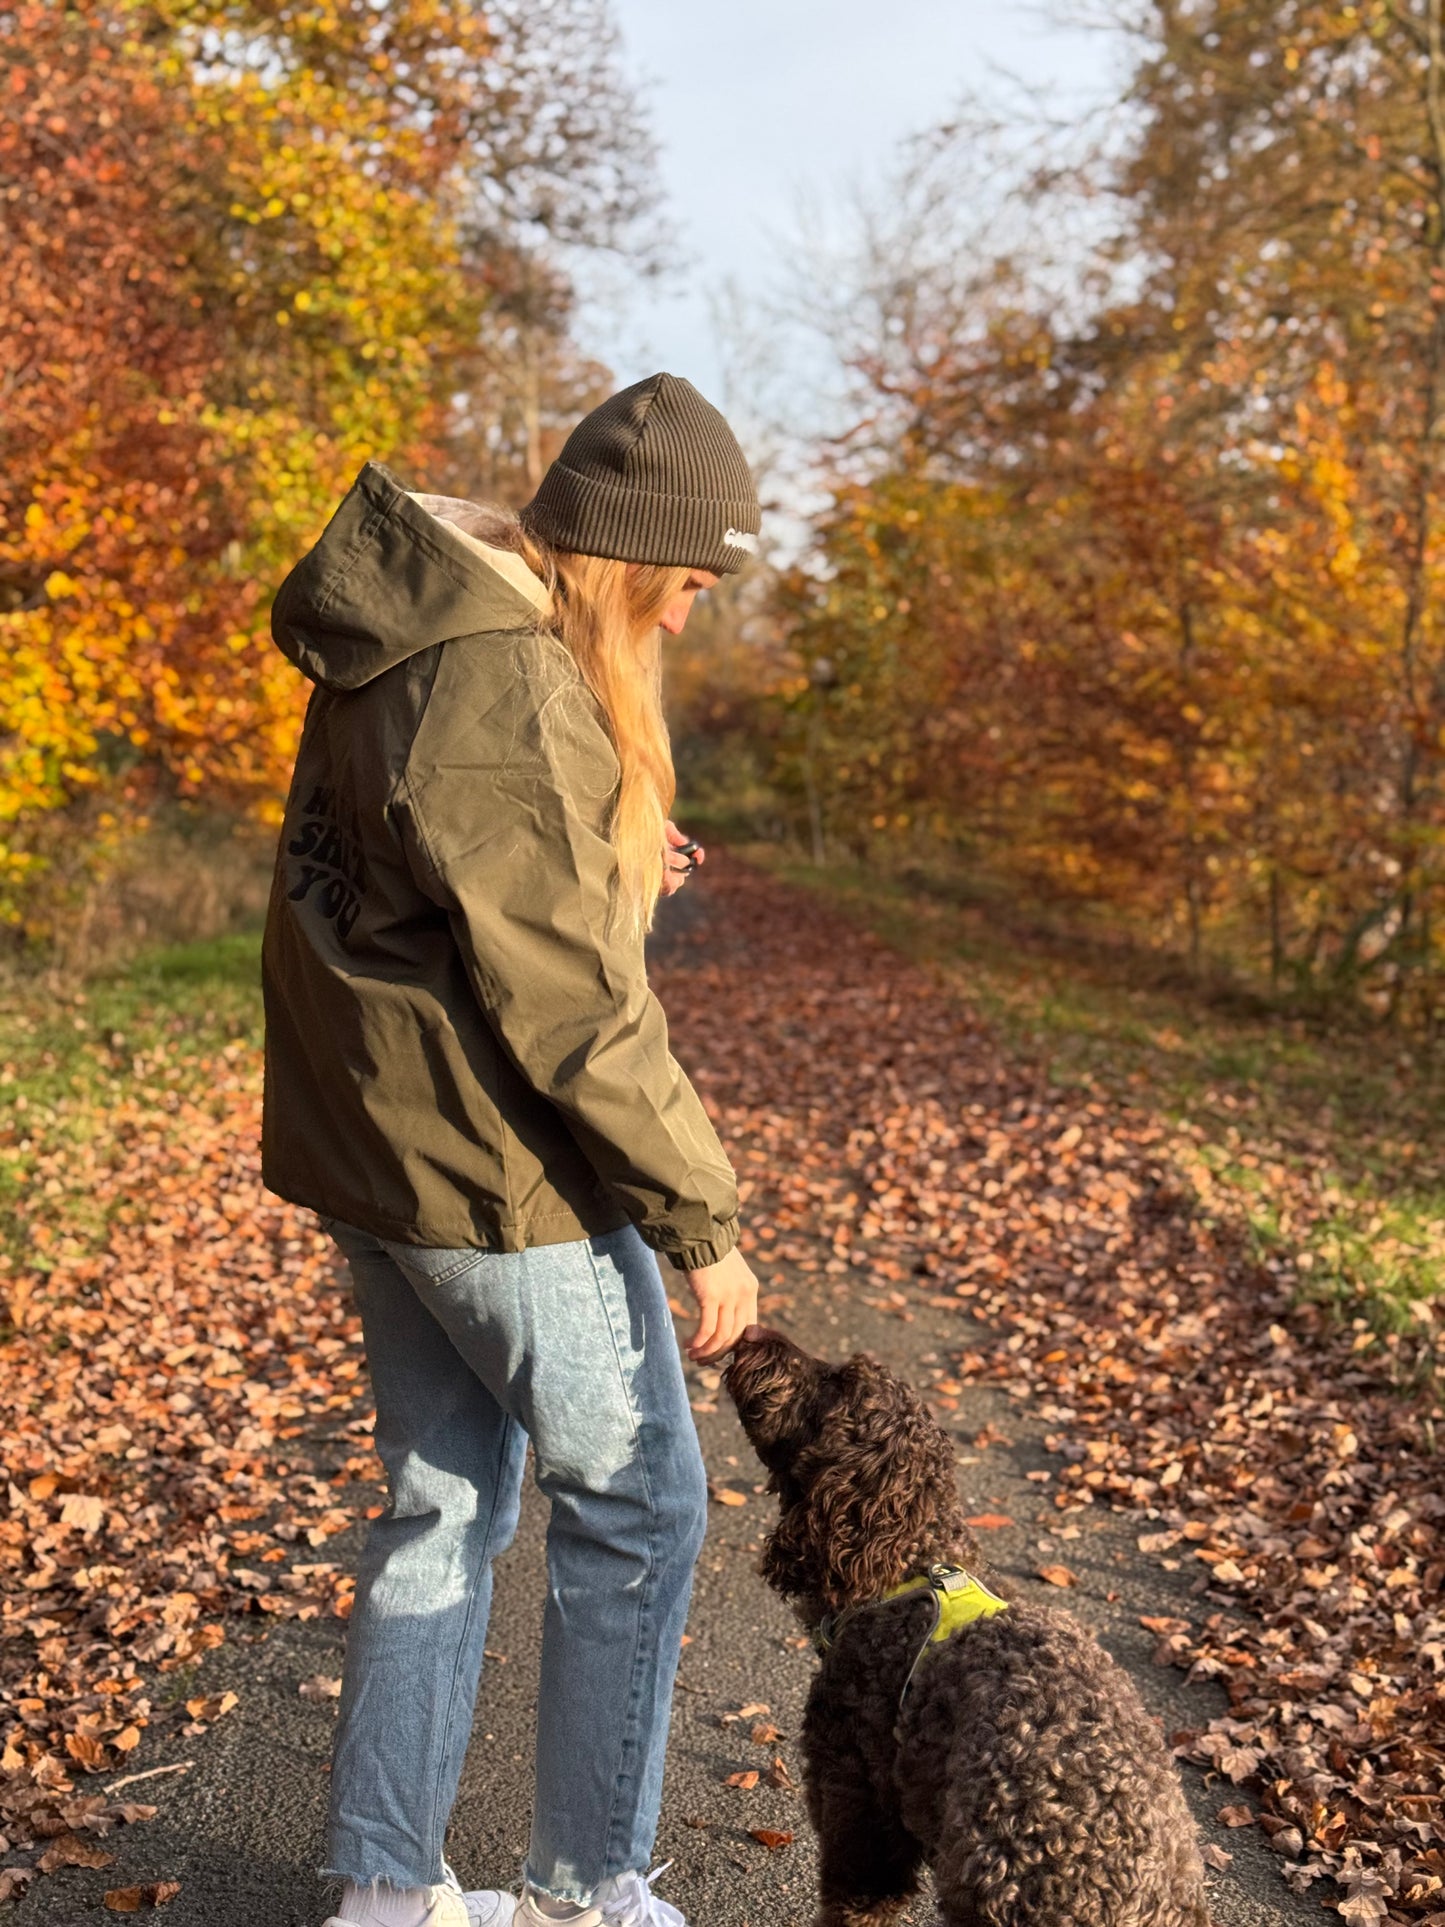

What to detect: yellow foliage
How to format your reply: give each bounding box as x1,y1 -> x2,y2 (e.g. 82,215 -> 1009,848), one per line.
0,0 -> 485,923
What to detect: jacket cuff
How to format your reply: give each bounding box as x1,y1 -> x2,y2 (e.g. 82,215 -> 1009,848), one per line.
653,1215 -> 741,1273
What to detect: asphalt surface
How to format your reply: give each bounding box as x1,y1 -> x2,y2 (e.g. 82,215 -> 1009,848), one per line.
15,898 -> 1312,1926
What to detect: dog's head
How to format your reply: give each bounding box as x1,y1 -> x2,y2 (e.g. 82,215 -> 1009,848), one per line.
724,1326 -> 968,1618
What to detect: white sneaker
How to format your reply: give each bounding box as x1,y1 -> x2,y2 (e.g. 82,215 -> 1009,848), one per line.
458,1891 -> 518,1927
322,1881 -> 473,1927
441,1864 -> 518,1927
452,1865 -> 681,1927
455,1886 -> 600,1927
595,1866 -> 685,1927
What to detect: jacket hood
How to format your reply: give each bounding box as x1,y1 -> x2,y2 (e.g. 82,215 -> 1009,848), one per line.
271,461 -> 551,691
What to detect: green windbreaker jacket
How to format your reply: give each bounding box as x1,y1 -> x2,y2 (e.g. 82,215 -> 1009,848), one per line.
260,462 -> 740,1269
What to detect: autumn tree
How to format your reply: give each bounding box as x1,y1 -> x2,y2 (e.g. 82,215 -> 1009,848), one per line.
759,0 -> 1445,1021
0,0 -> 656,938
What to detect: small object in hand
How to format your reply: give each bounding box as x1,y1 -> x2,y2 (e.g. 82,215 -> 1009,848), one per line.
675,838 -> 702,870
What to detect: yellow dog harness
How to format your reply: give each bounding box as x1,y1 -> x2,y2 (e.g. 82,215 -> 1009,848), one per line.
812,1563 -> 1010,1705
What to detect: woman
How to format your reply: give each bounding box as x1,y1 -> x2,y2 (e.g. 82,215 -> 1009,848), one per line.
260,374 -> 763,1927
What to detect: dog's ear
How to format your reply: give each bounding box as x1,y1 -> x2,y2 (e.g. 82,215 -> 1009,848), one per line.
759,1497 -> 825,1603
806,1357 -> 960,1611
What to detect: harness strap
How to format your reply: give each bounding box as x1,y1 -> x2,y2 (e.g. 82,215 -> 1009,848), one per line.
811,1563 -> 1009,1706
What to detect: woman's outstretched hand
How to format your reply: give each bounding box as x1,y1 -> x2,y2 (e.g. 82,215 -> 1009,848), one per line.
683,1246 -> 759,1361
661,819 -> 704,897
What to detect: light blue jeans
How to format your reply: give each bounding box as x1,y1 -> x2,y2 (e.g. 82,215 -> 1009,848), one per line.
322,1221 -> 708,1902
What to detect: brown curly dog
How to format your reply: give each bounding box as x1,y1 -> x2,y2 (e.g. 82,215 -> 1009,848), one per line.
724,1327 -> 1212,1927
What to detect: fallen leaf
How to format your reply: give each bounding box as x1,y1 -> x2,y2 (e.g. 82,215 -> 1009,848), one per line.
748,1829 -> 794,1851
1036,1565 -> 1077,1588
710,1487 -> 748,1507
724,1770 -> 760,1790
66,1731 -> 109,1771
298,1674 -> 342,1700
184,1691 -> 238,1722
765,1755 -> 796,1791
39,1831 -> 115,1872
59,1492 -> 106,1533
1217,1805 -> 1254,1828
103,1882 -> 182,1911
964,1513 -> 1015,1530
33,1754 -> 73,1791
1201,1843 -> 1233,1871
748,1721 -> 782,1745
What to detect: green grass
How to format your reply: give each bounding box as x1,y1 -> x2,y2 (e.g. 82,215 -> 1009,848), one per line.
747,848 -> 1445,1338
0,930 -> 265,1278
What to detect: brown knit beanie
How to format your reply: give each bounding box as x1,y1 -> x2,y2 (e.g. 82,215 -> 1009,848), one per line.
520,373 -> 761,576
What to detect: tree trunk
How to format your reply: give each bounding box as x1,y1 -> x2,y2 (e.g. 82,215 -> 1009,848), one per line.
805,703 -> 827,866
1177,595 -> 1204,979
1393,0 -> 1445,1015
1269,864 -> 1283,993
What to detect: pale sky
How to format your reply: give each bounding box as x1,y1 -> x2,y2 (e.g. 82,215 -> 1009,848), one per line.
582,0 -> 1123,409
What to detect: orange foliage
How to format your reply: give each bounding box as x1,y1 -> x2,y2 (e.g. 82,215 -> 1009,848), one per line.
0,0 -> 653,936
765,1 -> 1445,1020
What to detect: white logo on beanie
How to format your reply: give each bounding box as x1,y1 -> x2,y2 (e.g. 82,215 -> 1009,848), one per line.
723,527 -> 759,554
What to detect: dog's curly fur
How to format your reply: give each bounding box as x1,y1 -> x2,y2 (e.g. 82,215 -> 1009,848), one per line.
725,1330 -> 1212,1927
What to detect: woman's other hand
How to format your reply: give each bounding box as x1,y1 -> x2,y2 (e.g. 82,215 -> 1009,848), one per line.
661,819 -> 704,897
683,1246 -> 759,1361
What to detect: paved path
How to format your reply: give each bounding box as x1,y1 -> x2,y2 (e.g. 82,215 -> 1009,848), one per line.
17,886 -> 1309,1926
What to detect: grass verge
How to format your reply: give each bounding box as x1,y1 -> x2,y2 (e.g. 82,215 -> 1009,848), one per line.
0,930 -> 265,1281
745,847 -> 1445,1341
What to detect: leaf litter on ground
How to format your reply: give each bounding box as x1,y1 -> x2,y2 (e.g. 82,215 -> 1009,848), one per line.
3,851 -> 1442,1917
1,1037 -> 380,1897
649,856 -> 1445,1925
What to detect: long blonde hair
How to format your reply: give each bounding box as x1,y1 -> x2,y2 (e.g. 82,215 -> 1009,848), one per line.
496,516 -> 688,932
